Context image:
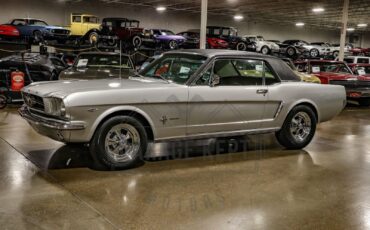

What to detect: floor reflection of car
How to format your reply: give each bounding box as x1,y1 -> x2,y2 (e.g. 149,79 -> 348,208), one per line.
58,52 -> 134,80
281,58 -> 321,84
20,50 -> 345,170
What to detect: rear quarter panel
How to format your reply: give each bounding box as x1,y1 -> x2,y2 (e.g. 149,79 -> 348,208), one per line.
265,82 -> 345,129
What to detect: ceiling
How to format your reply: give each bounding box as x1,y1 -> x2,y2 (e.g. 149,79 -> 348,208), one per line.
66,0 -> 370,32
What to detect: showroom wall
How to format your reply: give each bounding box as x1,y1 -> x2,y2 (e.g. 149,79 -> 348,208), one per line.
0,0 -> 364,46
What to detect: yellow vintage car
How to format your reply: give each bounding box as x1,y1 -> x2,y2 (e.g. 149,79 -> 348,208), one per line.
66,13 -> 101,44
282,58 -> 321,84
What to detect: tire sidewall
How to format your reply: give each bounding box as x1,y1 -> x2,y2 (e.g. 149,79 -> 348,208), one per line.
132,35 -> 142,48
89,32 -> 99,45
236,42 -> 247,51
261,46 -> 270,54
287,47 -> 296,57
90,116 -> 148,170
168,40 -> 178,50
277,105 -> 317,149
310,48 -> 319,57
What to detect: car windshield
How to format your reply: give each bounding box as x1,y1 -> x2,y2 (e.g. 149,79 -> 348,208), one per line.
310,62 -> 352,74
160,30 -> 175,35
74,54 -> 132,69
257,36 -> 264,41
139,54 -> 207,84
247,37 -> 256,42
29,20 -> 48,26
354,66 -> 370,75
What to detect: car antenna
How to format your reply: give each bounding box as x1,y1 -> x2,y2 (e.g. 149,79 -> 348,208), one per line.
119,40 -> 122,79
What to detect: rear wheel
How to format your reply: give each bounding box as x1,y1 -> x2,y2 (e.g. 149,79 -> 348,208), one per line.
286,47 -> 296,57
236,42 -> 247,51
132,35 -> 142,48
88,32 -> 99,45
261,46 -> 270,55
310,48 -> 320,58
90,116 -> 148,170
276,105 -> 317,149
168,40 -> 178,50
33,30 -> 43,44
332,51 -> 339,58
0,95 -> 7,109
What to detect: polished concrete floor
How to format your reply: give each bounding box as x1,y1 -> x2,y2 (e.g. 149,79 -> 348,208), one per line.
1,106 -> 370,229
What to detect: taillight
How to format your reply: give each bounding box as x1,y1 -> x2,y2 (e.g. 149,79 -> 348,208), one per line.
0,25 -> 19,36
10,71 -> 25,91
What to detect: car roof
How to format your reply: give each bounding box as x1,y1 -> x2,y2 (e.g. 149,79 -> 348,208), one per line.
295,59 -> 345,64
166,49 -> 278,60
79,52 -> 130,57
103,17 -> 139,22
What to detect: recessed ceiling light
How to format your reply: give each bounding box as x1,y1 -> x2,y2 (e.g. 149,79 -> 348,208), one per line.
358,23 -> 368,27
296,22 -> 305,27
234,15 -> 244,21
347,28 -> 355,31
156,6 -> 166,12
312,7 -> 325,13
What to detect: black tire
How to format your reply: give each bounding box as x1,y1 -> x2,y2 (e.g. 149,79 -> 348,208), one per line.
332,51 -> 339,58
261,46 -> 270,55
33,30 -> 43,44
286,47 -> 296,57
275,105 -> 317,150
236,42 -> 247,51
0,95 -> 7,109
90,116 -> 148,170
358,99 -> 370,106
88,32 -> 99,45
132,35 -> 142,48
168,40 -> 178,50
310,48 -> 320,58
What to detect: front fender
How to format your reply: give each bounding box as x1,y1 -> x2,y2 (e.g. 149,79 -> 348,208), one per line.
88,105 -> 157,141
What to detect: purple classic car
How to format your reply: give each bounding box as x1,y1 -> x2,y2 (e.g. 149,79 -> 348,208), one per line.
145,29 -> 186,50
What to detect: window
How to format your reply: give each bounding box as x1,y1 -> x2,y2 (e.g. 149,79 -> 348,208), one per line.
357,58 -> 370,64
30,20 -> 48,26
222,29 -> 230,36
213,29 -> 220,35
11,19 -> 26,26
120,22 -> 127,28
74,54 -> 132,69
196,65 -> 212,85
72,16 -> 81,23
206,59 -> 278,86
141,54 -> 207,85
344,58 -> 354,64
83,16 -> 98,23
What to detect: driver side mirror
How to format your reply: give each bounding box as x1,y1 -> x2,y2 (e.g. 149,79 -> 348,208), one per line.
211,74 -> 220,87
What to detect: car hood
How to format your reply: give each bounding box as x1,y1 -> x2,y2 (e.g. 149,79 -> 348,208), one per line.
22,77 -> 178,98
59,67 -> 134,80
44,25 -> 68,30
314,72 -> 358,80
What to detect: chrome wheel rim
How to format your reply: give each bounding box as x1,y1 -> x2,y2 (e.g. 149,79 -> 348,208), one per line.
89,33 -> 98,44
133,36 -> 142,47
169,40 -> 177,49
105,124 -> 140,163
290,112 -> 311,143
287,48 -> 295,56
262,47 -> 269,54
237,43 -> 246,51
311,49 -> 319,57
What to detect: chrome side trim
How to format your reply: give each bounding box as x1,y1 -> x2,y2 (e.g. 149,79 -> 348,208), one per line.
274,102 -> 285,119
19,105 -> 85,130
155,127 -> 280,142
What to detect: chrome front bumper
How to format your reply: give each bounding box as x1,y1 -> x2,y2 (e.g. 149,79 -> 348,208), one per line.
18,105 -> 85,142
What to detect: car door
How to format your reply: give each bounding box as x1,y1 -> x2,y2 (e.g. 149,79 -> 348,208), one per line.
187,58 -> 271,136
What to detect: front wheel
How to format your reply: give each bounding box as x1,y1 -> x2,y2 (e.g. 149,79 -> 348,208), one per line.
236,42 -> 247,51
276,105 -> 317,149
261,46 -> 270,55
168,40 -> 178,50
90,116 -> 148,170
310,48 -> 320,58
88,32 -> 99,45
286,47 -> 296,57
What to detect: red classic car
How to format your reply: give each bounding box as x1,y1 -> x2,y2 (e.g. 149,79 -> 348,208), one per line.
350,47 -> 370,56
295,60 -> 370,106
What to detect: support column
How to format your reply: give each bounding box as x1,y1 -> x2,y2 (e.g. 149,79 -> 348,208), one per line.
339,0 -> 349,61
200,0 -> 208,49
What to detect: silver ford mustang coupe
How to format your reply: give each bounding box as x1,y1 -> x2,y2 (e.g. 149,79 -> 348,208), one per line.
19,50 -> 346,169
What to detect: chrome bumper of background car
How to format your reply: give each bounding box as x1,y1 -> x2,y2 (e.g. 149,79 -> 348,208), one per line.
18,105 -> 85,130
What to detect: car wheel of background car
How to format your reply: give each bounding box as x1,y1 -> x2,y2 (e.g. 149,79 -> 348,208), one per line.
358,99 -> 370,106
88,32 -> 99,45
275,105 -> 317,150
310,48 -> 320,58
50,71 -> 58,81
236,42 -> 247,51
33,30 -> 44,44
132,35 -> 142,48
286,47 -> 296,57
333,51 -> 339,58
90,115 -> 148,170
168,40 -> 178,50
261,46 -> 270,55
0,95 -> 7,109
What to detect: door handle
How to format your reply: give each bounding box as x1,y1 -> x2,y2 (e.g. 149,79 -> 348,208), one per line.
256,89 -> 268,94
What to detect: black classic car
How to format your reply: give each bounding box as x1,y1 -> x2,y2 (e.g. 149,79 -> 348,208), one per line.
206,26 -> 255,51
58,52 -> 134,80
0,53 -> 68,105
278,40 -> 310,57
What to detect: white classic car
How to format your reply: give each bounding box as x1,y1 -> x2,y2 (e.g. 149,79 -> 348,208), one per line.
243,35 -> 280,55
19,50 -> 346,170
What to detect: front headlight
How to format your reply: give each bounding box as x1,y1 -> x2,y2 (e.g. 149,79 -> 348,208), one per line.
43,97 -> 66,117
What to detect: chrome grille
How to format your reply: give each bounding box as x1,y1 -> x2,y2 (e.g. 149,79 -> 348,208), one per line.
22,93 -> 45,111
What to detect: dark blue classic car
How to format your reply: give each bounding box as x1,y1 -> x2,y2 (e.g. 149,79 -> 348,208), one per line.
0,18 -> 70,44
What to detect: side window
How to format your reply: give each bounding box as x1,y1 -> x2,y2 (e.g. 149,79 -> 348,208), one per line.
358,58 -> 369,64
196,65 -> 212,85
72,16 -> 81,23
212,59 -> 277,86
